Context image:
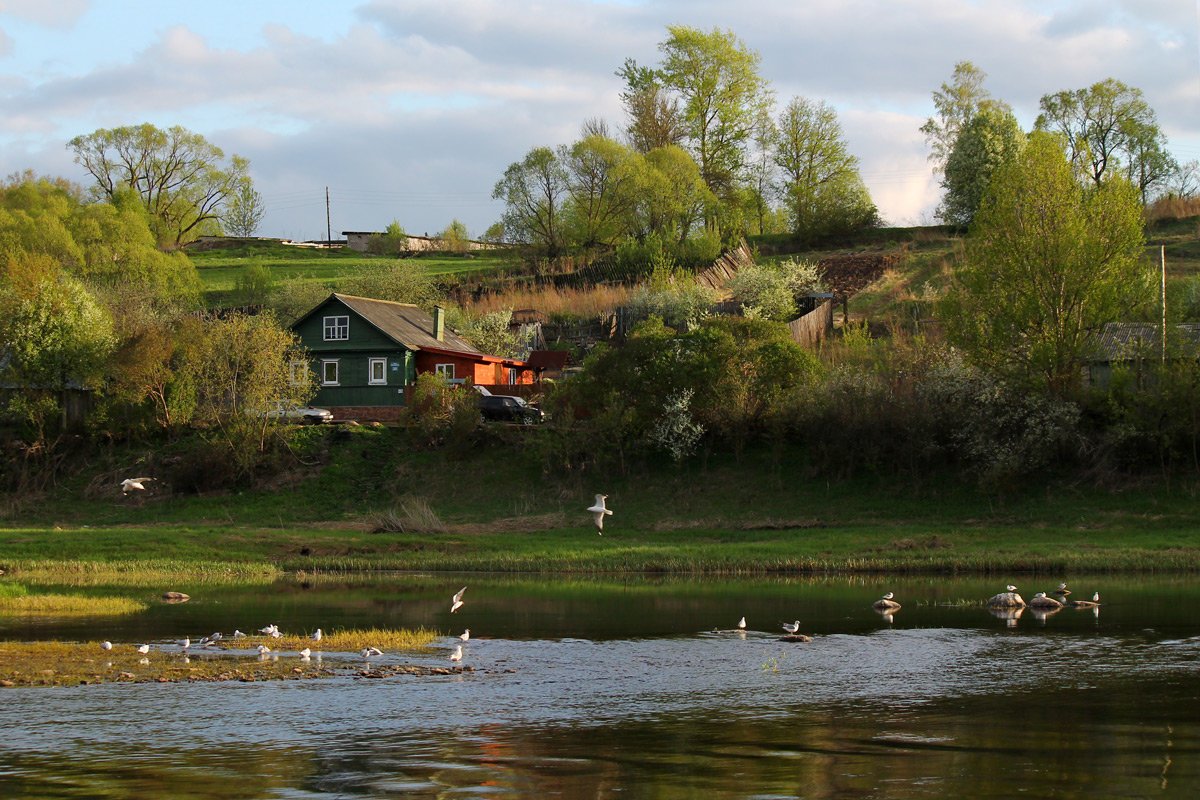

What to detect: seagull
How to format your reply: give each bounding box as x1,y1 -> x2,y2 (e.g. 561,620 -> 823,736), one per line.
1093,592 -> 1100,603
299,647 -> 311,658
258,645 -> 271,654
100,641 -> 113,651
180,636 -> 190,649
259,624 -> 278,636
270,629 -> 282,639
1052,583 -> 1071,597
450,645 -> 463,662
311,629 -> 323,642
451,586 -> 466,613
1006,585 -> 1018,592
586,494 -> 613,535
120,477 -> 155,494
1033,592 -> 1047,598
136,644 -> 150,654
361,647 -> 383,657
882,592 -> 895,600
232,630 -> 246,638
781,620 -> 801,635
459,629 -> 470,642
201,632 -> 222,647
737,617 -> 747,630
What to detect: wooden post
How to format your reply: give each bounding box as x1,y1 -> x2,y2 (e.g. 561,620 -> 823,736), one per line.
1162,245 -> 1167,363
326,186 -> 332,248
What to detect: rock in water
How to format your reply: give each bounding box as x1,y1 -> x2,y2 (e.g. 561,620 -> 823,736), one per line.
987,591 -> 1025,608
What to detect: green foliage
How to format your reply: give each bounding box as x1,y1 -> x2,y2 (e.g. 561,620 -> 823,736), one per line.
493,146 -> 570,257
920,61 -> 1012,175
437,219 -> 470,252
726,257 -> 822,321
405,373 -> 478,449
941,132 -> 1151,395
235,259 -> 275,306
450,307 -> 523,358
940,108 -> 1026,227
342,259 -> 443,309
1036,78 -> 1176,202
68,123 -> 251,248
624,264 -> 718,330
222,182 -> 265,237
774,97 -> 878,242
366,221 -> 409,255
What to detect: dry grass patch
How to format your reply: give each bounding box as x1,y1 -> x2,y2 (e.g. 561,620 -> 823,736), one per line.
463,284 -> 632,319
0,594 -> 148,617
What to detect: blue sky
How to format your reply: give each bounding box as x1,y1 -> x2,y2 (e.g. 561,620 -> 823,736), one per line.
2,0 -> 1198,241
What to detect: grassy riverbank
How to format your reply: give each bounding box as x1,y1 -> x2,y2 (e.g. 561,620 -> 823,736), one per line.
3,423 -> 1200,576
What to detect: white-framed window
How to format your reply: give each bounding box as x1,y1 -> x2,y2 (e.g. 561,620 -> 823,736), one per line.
323,315 -> 349,341
507,367 -> 519,385
435,363 -> 455,379
289,360 -> 308,386
321,359 -> 339,385
368,357 -> 387,385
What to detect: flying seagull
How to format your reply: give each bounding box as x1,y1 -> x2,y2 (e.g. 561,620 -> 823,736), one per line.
451,586 -> 466,613
120,477 -> 154,495
450,645 -> 463,662
459,629 -> 470,642
587,494 -> 613,535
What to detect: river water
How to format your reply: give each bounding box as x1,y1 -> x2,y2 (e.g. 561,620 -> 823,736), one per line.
2,573 -> 1200,798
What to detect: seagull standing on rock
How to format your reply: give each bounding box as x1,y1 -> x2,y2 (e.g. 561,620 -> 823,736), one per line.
587,494 -> 613,535
781,621 -> 801,635
450,645 -> 463,662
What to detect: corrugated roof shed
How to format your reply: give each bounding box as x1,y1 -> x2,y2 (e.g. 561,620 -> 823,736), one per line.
1091,322 -> 1200,361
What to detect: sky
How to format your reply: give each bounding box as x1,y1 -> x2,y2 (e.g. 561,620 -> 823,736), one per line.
1,0 -> 1198,242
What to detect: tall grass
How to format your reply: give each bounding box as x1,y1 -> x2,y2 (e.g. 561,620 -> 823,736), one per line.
462,283 -> 632,319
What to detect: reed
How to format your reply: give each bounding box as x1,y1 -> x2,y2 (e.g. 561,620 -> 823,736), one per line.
462,283 -> 632,319
0,594 -> 147,616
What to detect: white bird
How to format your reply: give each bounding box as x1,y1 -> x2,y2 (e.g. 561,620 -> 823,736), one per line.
1053,583 -> 1071,597
1033,592 -> 1047,598
258,644 -> 271,654
459,629 -> 470,642
100,641 -> 113,651
120,477 -> 155,494
270,629 -> 282,639
1093,592 -> 1100,603
451,586 -> 466,613
180,636 -> 190,649
136,644 -> 150,654
882,592 -> 895,600
232,630 -> 246,638
201,632 -> 221,647
299,647 -> 311,658
781,620 -> 801,635
361,646 -> 383,657
1006,585 -> 1018,592
737,617 -> 747,630
450,645 -> 463,662
259,624 -> 278,636
311,629 -> 323,642
586,494 -> 613,534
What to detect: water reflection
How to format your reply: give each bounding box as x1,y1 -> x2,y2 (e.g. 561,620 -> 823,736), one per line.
4,573 -> 1200,797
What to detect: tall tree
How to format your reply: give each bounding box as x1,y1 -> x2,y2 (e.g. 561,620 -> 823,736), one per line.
1036,78 -> 1176,201
773,97 -> 877,242
492,146 -> 570,257
920,61 -> 1011,175
940,107 -> 1025,227
562,135 -> 639,249
940,132 -> 1150,395
68,123 -> 251,248
617,58 -> 687,154
222,182 -> 265,237
656,26 -> 772,203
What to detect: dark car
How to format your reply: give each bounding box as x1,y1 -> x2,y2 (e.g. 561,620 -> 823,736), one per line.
478,394 -> 545,425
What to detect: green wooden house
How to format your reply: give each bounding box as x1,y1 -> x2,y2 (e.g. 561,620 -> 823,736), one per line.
291,293 -> 535,421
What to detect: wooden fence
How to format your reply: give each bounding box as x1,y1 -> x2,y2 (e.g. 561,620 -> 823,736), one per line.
787,299 -> 833,348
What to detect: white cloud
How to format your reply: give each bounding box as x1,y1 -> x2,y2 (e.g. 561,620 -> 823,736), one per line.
0,0 -> 89,28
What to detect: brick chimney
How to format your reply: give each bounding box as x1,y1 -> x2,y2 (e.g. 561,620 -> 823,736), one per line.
433,305 -> 445,341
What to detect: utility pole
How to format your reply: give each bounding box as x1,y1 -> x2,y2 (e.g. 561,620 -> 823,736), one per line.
1162,245 -> 1167,363
325,186 -> 332,248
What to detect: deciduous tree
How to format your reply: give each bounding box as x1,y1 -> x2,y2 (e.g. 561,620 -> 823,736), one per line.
941,132 -> 1151,395
68,123 -> 252,248
940,108 -> 1025,226
492,146 -> 570,257
921,61 -> 1011,175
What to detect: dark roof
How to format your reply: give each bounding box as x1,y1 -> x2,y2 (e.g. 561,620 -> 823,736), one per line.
1091,322 -> 1200,362
308,293 -> 483,356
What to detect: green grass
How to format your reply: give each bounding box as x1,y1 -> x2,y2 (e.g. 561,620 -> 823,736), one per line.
5,426 -> 1200,576
186,239 -> 518,300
